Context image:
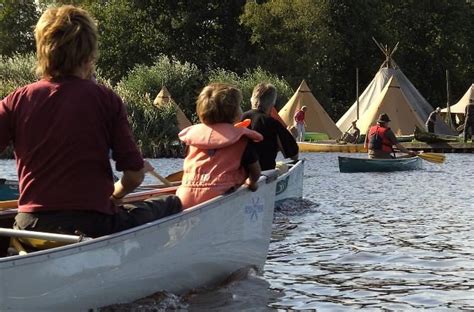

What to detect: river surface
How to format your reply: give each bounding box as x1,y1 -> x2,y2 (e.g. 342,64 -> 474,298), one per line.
1,153 -> 473,311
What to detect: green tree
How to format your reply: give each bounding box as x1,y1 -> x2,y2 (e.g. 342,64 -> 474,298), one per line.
323,0 -> 387,118
88,0 -> 250,83
379,0 -> 474,108
240,0 -> 344,117
0,0 -> 38,56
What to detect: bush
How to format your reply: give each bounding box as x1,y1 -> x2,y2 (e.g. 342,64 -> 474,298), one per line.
114,83 -> 183,158
0,53 -> 37,98
116,55 -> 203,121
207,66 -> 294,111
0,53 -> 37,158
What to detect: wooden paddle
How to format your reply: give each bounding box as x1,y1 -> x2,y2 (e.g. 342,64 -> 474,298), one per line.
418,152 -> 445,164
165,170 -> 183,183
0,185 -> 179,211
148,170 -> 172,186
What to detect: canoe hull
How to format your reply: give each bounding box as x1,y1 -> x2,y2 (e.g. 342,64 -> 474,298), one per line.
0,180 -> 19,201
338,156 -> 423,173
0,175 -> 277,310
275,159 -> 304,205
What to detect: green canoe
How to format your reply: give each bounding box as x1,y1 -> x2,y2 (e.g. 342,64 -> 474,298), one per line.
338,156 -> 422,173
0,179 -> 19,201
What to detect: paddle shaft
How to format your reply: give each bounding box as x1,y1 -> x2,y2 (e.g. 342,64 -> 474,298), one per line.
0,185 -> 178,211
0,228 -> 83,243
148,170 -> 172,186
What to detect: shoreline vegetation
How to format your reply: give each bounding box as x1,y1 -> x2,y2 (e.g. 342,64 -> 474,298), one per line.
0,54 -> 293,159
1,2 -> 472,157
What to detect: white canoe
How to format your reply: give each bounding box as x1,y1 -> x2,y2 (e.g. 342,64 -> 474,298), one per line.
0,171 -> 278,311
275,159 -> 304,205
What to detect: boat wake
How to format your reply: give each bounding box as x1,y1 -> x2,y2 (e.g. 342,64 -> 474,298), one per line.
275,198 -> 319,217
99,291 -> 187,311
100,267 -> 275,311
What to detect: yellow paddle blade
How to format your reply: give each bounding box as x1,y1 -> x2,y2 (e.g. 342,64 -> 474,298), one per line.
0,200 -> 18,210
419,153 -> 445,164
165,170 -> 183,182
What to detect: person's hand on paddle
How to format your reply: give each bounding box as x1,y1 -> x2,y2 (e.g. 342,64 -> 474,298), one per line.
110,193 -> 124,206
245,178 -> 259,192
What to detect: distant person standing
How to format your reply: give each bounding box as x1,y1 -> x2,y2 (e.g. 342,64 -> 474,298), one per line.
463,99 -> 474,142
294,106 -> 307,142
425,107 -> 441,133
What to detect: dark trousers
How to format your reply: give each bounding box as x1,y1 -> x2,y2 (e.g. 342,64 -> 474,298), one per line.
426,122 -> 435,133
463,121 -> 473,142
14,195 -> 182,238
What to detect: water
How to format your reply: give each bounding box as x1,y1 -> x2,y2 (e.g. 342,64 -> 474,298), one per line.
2,153 -> 474,311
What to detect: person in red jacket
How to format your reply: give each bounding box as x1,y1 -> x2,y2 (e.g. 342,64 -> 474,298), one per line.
0,5 -> 181,238
364,113 -> 417,159
176,83 -> 263,209
294,106 -> 308,142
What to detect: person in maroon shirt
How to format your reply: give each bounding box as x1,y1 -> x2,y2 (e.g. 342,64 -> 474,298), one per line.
0,5 -> 181,238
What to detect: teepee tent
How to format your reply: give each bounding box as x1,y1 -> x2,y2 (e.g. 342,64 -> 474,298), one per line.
337,40 -> 455,135
440,84 -> 474,114
278,80 -> 342,139
153,86 -> 192,130
357,76 -> 426,136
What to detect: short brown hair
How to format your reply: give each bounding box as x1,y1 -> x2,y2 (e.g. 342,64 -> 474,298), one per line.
196,83 -> 243,124
35,5 -> 98,78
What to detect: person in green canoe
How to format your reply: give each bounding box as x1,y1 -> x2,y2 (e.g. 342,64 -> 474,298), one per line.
364,113 -> 417,159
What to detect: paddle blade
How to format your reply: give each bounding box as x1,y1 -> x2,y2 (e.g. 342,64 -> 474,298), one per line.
419,153 -> 445,164
165,170 -> 183,182
0,200 -> 18,210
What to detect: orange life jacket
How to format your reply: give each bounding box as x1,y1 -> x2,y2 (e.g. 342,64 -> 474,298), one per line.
367,125 -> 393,153
176,123 -> 263,209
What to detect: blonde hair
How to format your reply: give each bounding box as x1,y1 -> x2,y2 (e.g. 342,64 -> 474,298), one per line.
35,5 -> 98,78
250,83 -> 277,112
196,83 -> 243,124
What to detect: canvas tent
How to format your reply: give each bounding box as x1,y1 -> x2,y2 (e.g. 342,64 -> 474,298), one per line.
356,76 -> 426,136
440,84 -> 474,114
337,41 -> 455,135
153,86 -> 192,130
278,80 -> 342,139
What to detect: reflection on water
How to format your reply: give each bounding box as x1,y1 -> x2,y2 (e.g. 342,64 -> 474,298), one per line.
265,153 -> 474,311
2,153 -> 474,310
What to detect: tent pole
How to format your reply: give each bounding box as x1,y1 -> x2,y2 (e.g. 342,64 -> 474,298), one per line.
356,68 -> 359,120
445,69 -> 454,129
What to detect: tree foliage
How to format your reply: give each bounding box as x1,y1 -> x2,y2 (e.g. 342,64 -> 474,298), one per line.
0,0 -> 38,56
1,0 -> 473,134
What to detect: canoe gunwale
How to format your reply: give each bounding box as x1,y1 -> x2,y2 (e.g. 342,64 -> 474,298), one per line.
338,156 -> 423,173
0,171 -> 277,267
